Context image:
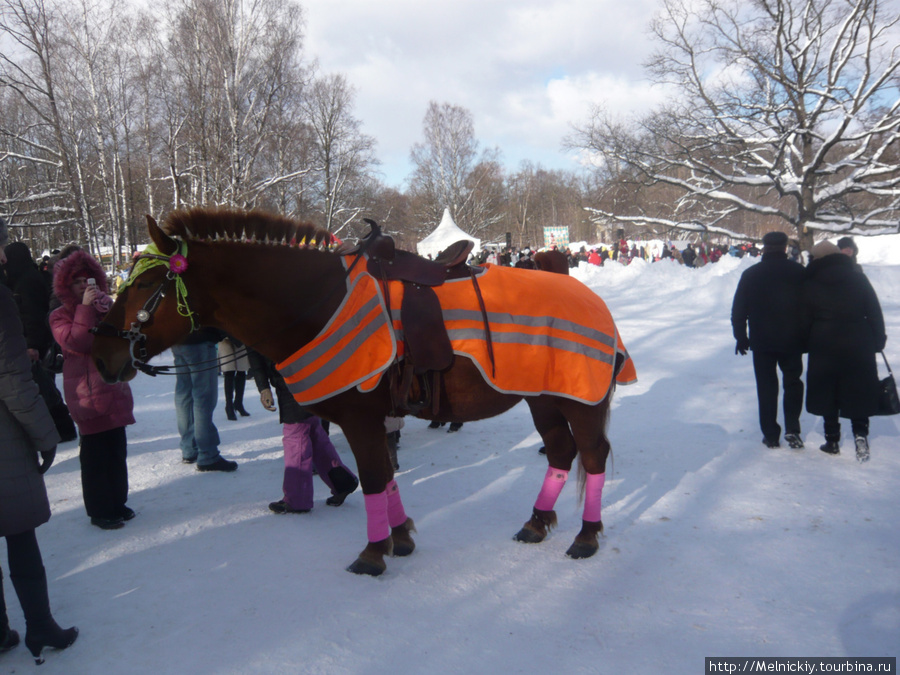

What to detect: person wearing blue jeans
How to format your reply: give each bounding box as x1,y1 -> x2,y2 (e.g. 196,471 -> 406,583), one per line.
172,330 -> 237,472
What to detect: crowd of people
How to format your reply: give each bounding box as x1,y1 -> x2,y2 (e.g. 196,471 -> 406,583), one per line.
473,236 -> 800,271
0,214 -> 891,665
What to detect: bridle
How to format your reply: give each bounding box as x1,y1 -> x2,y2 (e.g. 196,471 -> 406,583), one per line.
92,239 -> 197,376
92,224 -> 379,378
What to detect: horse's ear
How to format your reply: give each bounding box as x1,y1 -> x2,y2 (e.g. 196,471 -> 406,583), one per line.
146,215 -> 178,255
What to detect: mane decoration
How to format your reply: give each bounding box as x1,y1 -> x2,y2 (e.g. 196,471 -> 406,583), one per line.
162,208 -> 338,251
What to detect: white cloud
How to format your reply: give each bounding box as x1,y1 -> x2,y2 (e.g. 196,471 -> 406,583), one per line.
300,0 -> 666,185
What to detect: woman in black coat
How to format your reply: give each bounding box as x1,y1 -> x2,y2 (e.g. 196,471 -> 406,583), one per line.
0,229 -> 78,664
1,241 -> 78,443
801,241 -> 886,461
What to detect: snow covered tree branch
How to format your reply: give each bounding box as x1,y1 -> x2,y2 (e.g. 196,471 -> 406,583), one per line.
570,0 -> 900,248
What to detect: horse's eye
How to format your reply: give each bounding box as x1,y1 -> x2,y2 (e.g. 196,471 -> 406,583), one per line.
135,279 -> 155,290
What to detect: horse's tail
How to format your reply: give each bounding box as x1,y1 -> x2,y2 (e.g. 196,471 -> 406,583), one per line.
576,387 -> 614,505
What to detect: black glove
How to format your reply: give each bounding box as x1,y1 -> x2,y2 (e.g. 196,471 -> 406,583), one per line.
735,338 -> 750,356
39,448 -> 56,474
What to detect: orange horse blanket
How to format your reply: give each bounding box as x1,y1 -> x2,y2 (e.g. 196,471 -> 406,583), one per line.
278,261 -> 636,405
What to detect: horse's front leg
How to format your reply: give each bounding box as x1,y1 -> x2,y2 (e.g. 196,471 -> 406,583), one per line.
337,412 -> 415,576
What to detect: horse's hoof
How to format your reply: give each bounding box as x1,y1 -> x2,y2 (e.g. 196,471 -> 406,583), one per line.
513,526 -> 545,544
565,540 -> 599,559
390,517 -> 416,557
514,508 -> 555,544
346,557 -> 386,576
392,539 -> 415,557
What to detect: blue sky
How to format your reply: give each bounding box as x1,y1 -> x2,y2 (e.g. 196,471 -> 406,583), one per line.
301,0 -> 666,188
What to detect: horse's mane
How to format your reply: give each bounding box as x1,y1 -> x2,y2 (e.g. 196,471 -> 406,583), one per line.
162,208 -> 336,250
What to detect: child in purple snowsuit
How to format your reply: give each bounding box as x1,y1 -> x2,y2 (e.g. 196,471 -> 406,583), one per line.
247,349 -> 358,513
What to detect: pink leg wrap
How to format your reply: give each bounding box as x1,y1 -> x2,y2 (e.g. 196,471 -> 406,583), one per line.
386,479 -> 408,528
583,472 -> 606,522
364,491 -> 390,542
534,466 -> 569,511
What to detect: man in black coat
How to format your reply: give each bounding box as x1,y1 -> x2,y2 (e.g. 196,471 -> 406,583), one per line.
731,231 -> 807,449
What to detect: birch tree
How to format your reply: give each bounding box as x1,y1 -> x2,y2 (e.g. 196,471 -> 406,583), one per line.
0,0 -> 87,236
162,0 -> 308,209
570,0 -> 900,248
301,71 -> 378,235
408,101 -> 503,236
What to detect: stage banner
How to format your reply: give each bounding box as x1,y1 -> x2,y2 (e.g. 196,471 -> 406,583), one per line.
543,226 -> 569,248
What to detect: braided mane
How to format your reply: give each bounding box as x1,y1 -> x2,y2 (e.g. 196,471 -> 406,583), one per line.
162,208 -> 337,250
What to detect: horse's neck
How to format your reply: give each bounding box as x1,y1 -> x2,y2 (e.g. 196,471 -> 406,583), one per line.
197,245 -> 347,364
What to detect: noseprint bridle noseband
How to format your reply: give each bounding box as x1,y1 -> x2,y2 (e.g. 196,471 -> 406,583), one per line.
92,240 -> 197,376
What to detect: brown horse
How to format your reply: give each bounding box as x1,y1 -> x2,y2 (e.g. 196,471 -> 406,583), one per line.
92,209 -> 635,576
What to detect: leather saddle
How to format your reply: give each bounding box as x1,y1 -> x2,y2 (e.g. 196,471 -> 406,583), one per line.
339,220 -> 480,414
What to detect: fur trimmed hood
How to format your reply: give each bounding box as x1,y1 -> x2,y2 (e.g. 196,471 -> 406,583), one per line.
53,249 -> 109,308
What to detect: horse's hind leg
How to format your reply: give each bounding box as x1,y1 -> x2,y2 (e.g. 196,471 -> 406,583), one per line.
514,398 -> 578,544
563,397 -> 612,560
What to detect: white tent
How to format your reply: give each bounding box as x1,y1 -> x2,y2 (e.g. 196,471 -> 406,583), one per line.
416,208 -> 481,259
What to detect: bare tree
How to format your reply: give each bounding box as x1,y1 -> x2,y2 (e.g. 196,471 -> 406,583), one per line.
408,100 -> 504,236
0,0 -> 87,238
570,0 -> 900,248
504,162 -> 591,248
161,0 -> 308,209
301,71 -> 378,235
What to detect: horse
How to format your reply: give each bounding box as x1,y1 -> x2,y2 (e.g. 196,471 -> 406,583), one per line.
92,208 -> 636,576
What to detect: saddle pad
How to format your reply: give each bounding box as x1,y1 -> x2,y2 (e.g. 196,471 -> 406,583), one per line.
277,258 -> 396,405
428,264 -> 636,403
279,261 -> 635,406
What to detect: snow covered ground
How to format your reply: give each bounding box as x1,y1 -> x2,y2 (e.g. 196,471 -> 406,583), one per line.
3,236 -> 898,674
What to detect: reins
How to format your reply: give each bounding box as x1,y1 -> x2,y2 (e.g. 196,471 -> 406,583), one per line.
93,225 -> 375,377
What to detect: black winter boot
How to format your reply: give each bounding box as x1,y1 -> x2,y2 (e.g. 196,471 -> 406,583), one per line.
0,571 -> 21,653
223,372 -> 237,420
10,566 -> 78,664
819,439 -> 840,455
233,372 -> 250,416
854,435 -> 870,463
326,467 -> 359,506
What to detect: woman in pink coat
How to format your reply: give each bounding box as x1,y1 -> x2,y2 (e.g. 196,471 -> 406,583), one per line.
49,250 -> 135,530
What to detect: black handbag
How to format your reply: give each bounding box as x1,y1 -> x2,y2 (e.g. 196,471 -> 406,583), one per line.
875,352 -> 900,416
41,341 -> 64,374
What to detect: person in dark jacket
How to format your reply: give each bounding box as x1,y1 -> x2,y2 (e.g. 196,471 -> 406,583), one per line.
1,241 -> 77,443
0,230 -> 78,665
1,242 -> 53,360
50,250 -> 136,529
172,328 -> 238,472
731,231 -> 807,449
836,236 -> 859,264
801,240 -> 886,462
247,349 -> 358,513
